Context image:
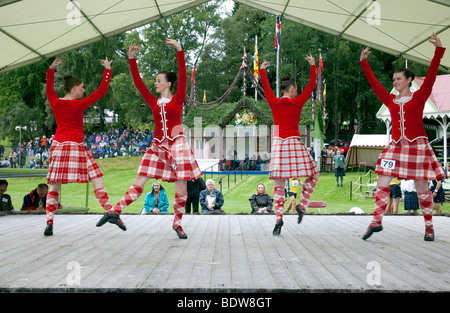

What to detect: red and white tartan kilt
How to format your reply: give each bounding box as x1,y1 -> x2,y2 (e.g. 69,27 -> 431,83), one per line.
138,136 -> 202,182
46,141 -> 103,184
269,137 -> 318,179
375,138 -> 445,181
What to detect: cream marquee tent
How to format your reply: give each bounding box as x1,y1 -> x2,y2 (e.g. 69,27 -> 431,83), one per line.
1,0 -> 450,73
344,134 -> 389,170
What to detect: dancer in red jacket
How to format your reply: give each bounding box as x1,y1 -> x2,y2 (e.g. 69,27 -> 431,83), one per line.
45,56 -> 120,236
360,33 -> 445,241
97,39 -> 201,239
259,54 -> 319,235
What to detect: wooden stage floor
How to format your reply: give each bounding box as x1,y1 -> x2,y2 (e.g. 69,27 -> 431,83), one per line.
0,214 -> 449,293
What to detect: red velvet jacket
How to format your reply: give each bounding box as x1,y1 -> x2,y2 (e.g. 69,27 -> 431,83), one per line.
259,65 -> 317,139
360,46 -> 445,143
128,50 -> 187,143
46,69 -> 112,143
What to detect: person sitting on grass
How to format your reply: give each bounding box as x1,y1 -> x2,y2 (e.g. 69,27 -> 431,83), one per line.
249,183 -> 273,214
140,181 -> 169,214
21,183 -> 61,211
200,179 -> 224,214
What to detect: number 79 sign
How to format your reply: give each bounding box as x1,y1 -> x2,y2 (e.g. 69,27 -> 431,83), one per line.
380,159 -> 396,170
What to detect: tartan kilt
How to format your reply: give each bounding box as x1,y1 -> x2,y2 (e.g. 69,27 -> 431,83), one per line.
47,141 -> 103,184
138,136 -> 202,182
375,138 -> 445,181
269,137 -> 318,179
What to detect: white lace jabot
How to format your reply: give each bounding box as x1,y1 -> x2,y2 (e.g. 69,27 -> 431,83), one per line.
157,97 -> 171,106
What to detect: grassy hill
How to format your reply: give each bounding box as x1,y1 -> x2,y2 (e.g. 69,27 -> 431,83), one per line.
1,155 -> 448,215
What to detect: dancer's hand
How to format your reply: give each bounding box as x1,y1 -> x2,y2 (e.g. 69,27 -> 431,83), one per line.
100,57 -> 113,70
166,38 -> 182,51
360,47 -> 372,62
305,54 -> 315,66
260,61 -> 270,69
128,43 -> 140,59
49,58 -> 63,69
429,33 -> 442,48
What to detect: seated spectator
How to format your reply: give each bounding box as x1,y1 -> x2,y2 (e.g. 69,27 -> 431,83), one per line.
21,183 -> 61,211
140,181 -> 169,214
0,158 -> 10,168
249,183 -> 273,214
26,157 -> 37,169
0,179 -> 13,211
200,179 -> 224,214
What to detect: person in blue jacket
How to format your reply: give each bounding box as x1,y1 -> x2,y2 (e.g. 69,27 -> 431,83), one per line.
141,181 -> 169,214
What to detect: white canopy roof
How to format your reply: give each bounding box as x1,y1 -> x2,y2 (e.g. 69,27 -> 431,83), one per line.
349,134 -> 389,147
1,0 -> 450,73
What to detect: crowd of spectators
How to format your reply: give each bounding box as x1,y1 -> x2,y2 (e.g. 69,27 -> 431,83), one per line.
0,124 -> 155,168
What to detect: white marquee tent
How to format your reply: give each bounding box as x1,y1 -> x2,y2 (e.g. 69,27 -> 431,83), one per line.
344,134 -> 389,170
1,0 -> 450,73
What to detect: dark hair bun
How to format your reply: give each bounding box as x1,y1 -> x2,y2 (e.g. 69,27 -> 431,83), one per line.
281,74 -> 291,81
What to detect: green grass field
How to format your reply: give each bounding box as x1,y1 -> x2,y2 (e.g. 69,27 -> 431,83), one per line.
2,155 -> 449,215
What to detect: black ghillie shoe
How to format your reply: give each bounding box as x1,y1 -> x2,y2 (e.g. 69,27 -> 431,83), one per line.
173,225 -> 188,239
272,219 -> 284,235
44,223 -> 53,236
362,224 -> 383,240
424,226 -> 434,241
295,205 -> 304,224
96,212 -> 126,231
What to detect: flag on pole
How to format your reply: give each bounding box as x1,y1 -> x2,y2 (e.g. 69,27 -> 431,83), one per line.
191,66 -> 196,83
274,16 -> 281,52
253,37 -> 259,79
319,53 -> 324,72
241,48 -> 247,68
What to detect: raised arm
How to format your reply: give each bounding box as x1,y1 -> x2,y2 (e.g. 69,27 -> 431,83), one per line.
128,43 -> 157,103
80,57 -> 113,111
416,33 -> 445,101
359,47 -> 392,105
166,39 -> 187,102
295,54 -> 317,105
259,61 -> 277,104
46,58 -> 63,105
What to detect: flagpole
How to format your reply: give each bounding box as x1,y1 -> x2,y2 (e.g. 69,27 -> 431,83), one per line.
255,35 -> 258,101
275,16 -> 281,98
276,40 -> 280,98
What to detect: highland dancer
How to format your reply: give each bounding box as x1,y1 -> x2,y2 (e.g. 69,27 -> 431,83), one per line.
44,57 -> 120,236
360,33 -> 445,241
259,55 -> 319,235
97,39 -> 201,239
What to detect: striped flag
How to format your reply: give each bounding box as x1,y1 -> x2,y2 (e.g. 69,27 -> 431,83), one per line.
241,48 -> 247,69
274,16 -> 281,52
